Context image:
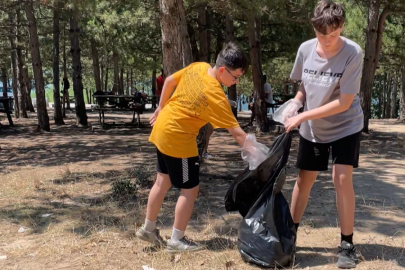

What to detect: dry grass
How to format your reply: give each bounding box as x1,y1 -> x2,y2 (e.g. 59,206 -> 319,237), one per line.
0,113 -> 405,269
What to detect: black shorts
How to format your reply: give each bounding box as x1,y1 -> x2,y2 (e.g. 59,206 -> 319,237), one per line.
296,131 -> 361,171
156,149 -> 200,189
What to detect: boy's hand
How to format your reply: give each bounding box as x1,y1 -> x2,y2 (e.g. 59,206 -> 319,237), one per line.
149,107 -> 161,127
241,134 -> 269,170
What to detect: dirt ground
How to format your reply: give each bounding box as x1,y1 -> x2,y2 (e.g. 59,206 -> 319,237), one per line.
0,110 -> 404,270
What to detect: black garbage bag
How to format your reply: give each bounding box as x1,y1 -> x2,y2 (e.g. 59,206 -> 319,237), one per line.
225,132 -> 292,217
224,132 -> 296,268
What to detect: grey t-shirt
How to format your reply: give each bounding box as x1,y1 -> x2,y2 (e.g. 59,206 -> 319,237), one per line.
290,38 -> 364,143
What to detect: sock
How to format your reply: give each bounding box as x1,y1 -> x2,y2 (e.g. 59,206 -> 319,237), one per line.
294,223 -> 300,231
341,233 -> 354,245
144,219 -> 157,232
171,227 -> 185,242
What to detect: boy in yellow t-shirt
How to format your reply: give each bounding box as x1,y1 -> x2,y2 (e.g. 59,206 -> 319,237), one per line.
136,42 -> 268,253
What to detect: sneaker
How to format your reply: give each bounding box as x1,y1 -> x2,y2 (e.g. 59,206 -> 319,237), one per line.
202,152 -> 213,159
337,241 -> 359,269
166,236 -> 204,253
136,227 -> 166,247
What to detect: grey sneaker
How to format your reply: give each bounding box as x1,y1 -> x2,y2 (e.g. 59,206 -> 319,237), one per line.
337,241 -> 360,269
136,227 -> 166,247
166,236 -> 204,253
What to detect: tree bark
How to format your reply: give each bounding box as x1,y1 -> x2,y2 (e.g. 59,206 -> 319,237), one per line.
159,0 -> 192,75
119,67 -> 124,95
90,38 -> 102,93
126,69 -> 130,95
400,59 -> 405,122
390,70 -> 398,118
377,74 -> 384,118
23,66 -> 35,112
225,15 -> 237,117
248,14 -> 268,132
62,22 -> 69,113
360,1 -> 390,132
8,11 -> 20,118
105,66 -> 109,91
69,7 -> 88,126
53,1 -> 64,125
198,6 -> 209,63
25,1 -> 50,131
1,68 -> 7,97
113,49 -> 119,94
385,74 -> 392,119
188,21 -> 200,62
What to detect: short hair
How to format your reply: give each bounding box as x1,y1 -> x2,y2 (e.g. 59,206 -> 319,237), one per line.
311,0 -> 345,35
216,42 -> 249,73
263,74 -> 267,82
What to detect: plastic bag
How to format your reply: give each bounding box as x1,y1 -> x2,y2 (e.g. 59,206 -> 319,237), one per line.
225,133 -> 296,268
273,99 -> 302,124
241,134 -> 269,171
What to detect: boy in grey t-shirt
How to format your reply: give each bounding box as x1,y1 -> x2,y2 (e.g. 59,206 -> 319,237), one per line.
284,1 -> 363,268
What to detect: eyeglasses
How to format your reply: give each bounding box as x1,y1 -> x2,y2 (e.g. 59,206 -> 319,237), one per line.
225,67 -> 242,82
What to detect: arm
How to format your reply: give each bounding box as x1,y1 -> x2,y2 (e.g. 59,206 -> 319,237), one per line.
158,75 -> 177,108
294,83 -> 306,104
227,126 -> 247,147
149,75 -> 177,126
301,93 -> 355,121
285,93 -> 355,133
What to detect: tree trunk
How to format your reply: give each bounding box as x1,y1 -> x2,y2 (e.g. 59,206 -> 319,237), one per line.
360,1 -> 390,132
100,62 -> 104,92
377,74 -> 384,118
126,69 -> 130,95
248,14 -> 268,132
1,67 -> 13,125
400,59 -> 405,122
53,1 -> 64,125
113,49 -> 119,94
105,66 -> 109,91
390,70 -> 398,118
385,74 -> 392,119
188,21 -> 200,62
8,11 -> 20,118
1,68 -> 7,97
90,38 -> 102,93
198,6 -> 209,63
119,67 -> 124,95
159,0 -> 192,75
25,1 -> 50,131
23,66 -> 35,112
225,15 -> 237,117
130,68 -> 133,93
69,8 -> 88,126
62,22 -> 69,111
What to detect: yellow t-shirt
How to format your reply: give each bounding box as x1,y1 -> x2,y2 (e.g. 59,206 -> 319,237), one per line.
149,62 -> 239,158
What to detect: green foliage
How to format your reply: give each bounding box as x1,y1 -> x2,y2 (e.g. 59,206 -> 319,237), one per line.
111,179 -> 137,198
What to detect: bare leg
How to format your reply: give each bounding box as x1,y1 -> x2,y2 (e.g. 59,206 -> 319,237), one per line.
291,169 -> 318,223
146,172 -> 172,221
173,185 -> 199,231
332,164 -> 355,235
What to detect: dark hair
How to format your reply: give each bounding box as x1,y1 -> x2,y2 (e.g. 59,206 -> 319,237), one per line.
216,42 -> 249,73
311,0 -> 345,35
263,74 -> 267,82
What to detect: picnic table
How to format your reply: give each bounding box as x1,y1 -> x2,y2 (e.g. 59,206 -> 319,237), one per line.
93,93 -> 147,127
0,97 -> 14,126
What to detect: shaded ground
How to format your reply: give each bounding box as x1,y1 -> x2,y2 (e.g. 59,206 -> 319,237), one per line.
0,110 -> 404,269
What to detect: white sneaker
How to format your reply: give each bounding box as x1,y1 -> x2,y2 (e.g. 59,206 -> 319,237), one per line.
136,227 -> 166,247
166,236 -> 204,253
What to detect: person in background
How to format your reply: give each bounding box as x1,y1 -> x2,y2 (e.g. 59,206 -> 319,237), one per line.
156,69 -> 165,107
